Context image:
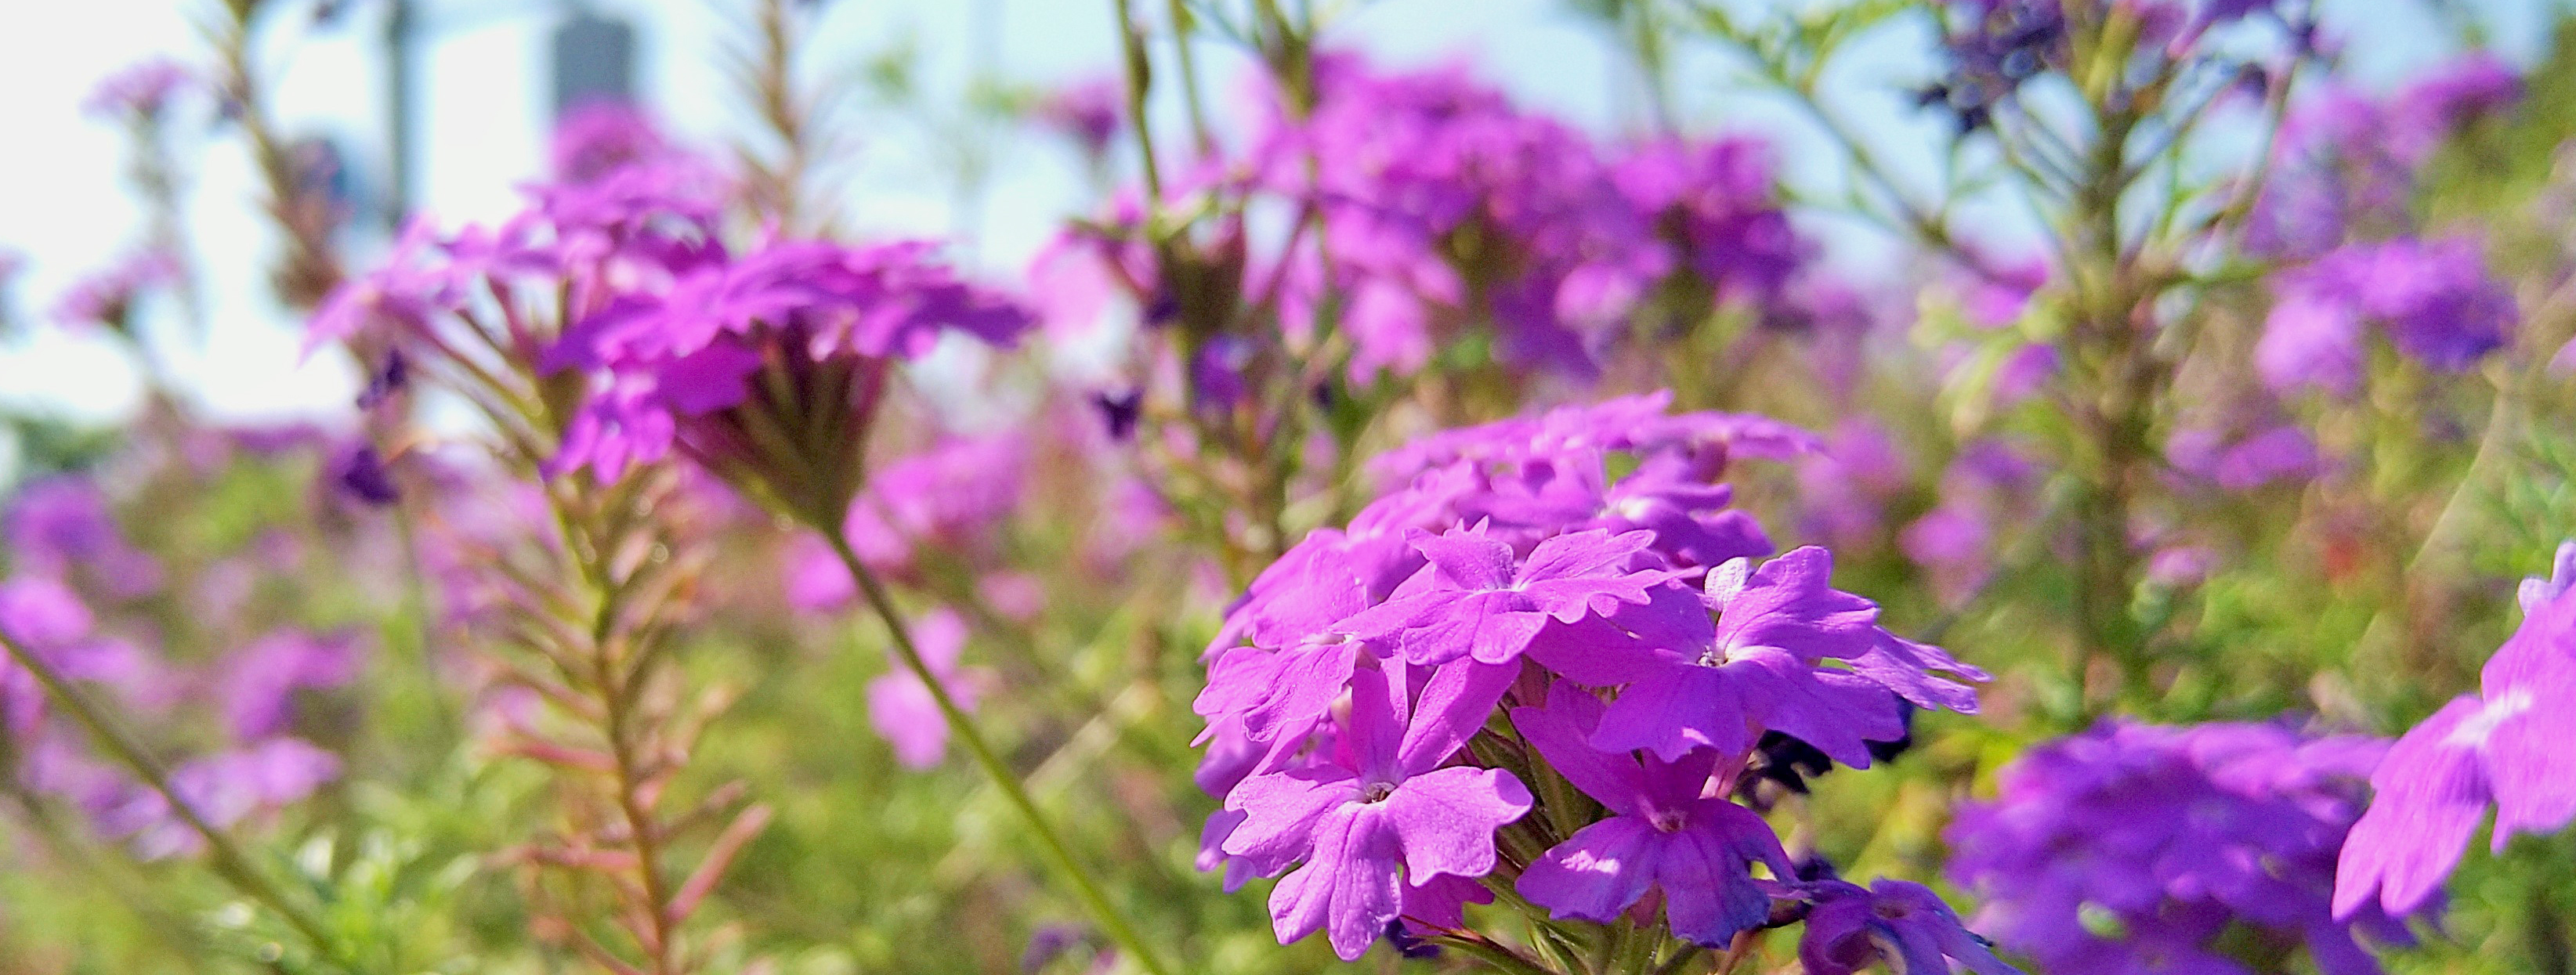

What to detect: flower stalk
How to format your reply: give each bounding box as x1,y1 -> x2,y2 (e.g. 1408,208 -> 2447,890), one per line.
815,527 -> 1175,975
0,626 -> 346,967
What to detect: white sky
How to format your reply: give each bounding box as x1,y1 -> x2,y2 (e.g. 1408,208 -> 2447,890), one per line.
0,0 -> 2543,432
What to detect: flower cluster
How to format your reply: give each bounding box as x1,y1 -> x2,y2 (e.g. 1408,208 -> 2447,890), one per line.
2335,547 -> 2576,919
1192,393 -> 1999,962
547,237 -> 1031,508
0,463 -> 364,861
2258,235 -> 2515,395
1039,53 -> 1809,386
1948,719 -> 2414,974
2249,56 -> 2523,258
312,122 -> 1033,525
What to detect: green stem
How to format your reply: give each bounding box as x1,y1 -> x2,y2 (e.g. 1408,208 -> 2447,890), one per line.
1430,933 -> 1561,975
816,530 -> 1175,975
0,627 -> 346,967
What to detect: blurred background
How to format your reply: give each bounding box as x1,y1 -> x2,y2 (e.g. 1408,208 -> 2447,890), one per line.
0,0 -> 2553,450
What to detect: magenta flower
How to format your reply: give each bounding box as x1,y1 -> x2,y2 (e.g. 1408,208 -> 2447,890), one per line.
103,738 -> 342,860
1035,77 -> 1124,159
1568,548 -> 1905,764
2335,580 -> 2576,919
219,629 -> 364,739
2259,237 -> 2513,395
83,57 -> 196,120
549,101 -> 677,185
6,476 -> 162,599
1511,682 -> 1793,945
863,609 -> 991,769
549,239 -> 1032,517
1220,661 -> 1532,960
1338,525 -> 1678,667
51,249 -> 180,333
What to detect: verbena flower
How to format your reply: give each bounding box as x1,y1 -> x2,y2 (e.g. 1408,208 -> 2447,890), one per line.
1219,661 -> 1532,960
1801,876 -> 2016,975
2258,237 -> 2513,395
52,249 -> 181,334
863,609 -> 992,769
1510,681 -> 1791,944
2249,57 -> 2522,258
2335,576 -> 2576,919
219,628 -> 364,739
82,57 -> 197,120
1949,719 -> 2414,974
548,237 -> 1032,521
1193,393 -> 1994,959
1035,77 -> 1124,161
6,475 -> 164,599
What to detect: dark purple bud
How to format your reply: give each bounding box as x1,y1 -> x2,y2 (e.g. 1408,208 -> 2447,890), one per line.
356,348 -> 408,410
1142,291 -> 1179,328
1089,388 -> 1144,442
333,444 -> 400,506
1381,920 -> 1442,960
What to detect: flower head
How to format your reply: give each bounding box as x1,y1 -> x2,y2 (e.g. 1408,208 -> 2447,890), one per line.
1951,719 -> 2411,974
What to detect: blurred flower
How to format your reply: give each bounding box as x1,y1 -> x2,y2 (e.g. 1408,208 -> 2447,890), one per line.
864,609 -> 991,769
218,629 -> 364,739
6,476 -> 164,599
104,738 -> 341,859
548,101 -> 689,186
2258,236 -> 2512,395
82,57 -> 197,120
332,442 -> 402,507
51,249 -> 180,334
1035,78 -> 1124,160
1801,877 -> 2016,975
1950,719 -> 2412,975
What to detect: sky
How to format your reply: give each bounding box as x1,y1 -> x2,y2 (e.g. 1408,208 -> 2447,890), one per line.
0,0 -> 2551,439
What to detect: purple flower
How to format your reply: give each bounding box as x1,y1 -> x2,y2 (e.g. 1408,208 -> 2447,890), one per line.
106,738 -> 341,859
1338,525 -> 1679,667
1565,548 -> 1909,765
2389,54 -> 2521,164
219,629 -> 364,739
6,476 -> 162,599
52,250 -> 180,333
1036,78 -> 1125,159
1511,682 -> 1793,945
864,609 -> 991,769
1800,878 -> 2016,975
783,434 -> 1029,601
549,239 -> 1033,507
2259,237 -> 2512,395
2335,580 -> 2576,919
1219,660 -> 1531,960
549,101 -> 676,185
2212,425 -> 2320,491
1951,719 -> 2409,975
83,58 -> 195,120
1190,392 -> 1995,960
